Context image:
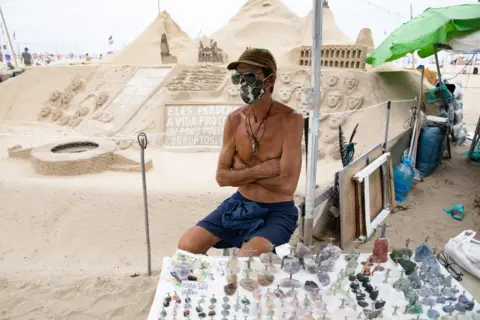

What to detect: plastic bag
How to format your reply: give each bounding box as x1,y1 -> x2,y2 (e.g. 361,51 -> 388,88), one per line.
442,204 -> 464,220
445,230 -> 480,279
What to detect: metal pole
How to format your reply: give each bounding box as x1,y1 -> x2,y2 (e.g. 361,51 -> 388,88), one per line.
138,133 -> 152,276
383,101 -> 392,152
304,0 -> 324,246
467,116 -> 480,162
433,44 -> 452,159
0,6 -> 19,69
158,0 -> 161,14
408,97 -> 419,157
410,4 -> 415,69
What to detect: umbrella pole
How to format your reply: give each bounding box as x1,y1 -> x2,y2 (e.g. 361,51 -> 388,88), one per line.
0,6 -> 19,69
433,44 -> 452,160
304,0 -> 324,246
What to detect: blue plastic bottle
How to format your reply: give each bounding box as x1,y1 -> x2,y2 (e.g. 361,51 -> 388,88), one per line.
393,157 -> 415,202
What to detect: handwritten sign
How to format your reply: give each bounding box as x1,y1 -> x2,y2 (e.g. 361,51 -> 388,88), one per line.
180,281 -> 209,296
164,105 -> 240,147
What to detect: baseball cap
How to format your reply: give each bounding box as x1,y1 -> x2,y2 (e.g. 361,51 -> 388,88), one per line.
227,48 -> 277,72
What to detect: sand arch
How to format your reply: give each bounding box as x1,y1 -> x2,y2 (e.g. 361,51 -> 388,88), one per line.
30,139 -> 117,176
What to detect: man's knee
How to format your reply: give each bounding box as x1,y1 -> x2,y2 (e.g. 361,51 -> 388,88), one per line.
237,237 -> 272,256
178,226 -> 217,254
178,232 -> 197,253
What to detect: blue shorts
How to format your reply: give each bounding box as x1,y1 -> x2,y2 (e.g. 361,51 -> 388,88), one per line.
196,192 -> 298,249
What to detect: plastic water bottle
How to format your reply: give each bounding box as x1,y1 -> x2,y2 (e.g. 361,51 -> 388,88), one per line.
393,157 -> 415,202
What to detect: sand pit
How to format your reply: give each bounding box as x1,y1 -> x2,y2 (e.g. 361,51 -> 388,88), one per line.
2,1 -> 479,318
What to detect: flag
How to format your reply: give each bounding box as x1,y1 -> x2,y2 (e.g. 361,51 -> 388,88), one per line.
108,35 -> 113,45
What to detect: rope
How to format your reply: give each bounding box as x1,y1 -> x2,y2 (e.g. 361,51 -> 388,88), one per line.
446,54 -> 477,82
319,99 -> 415,116
0,131 -> 174,140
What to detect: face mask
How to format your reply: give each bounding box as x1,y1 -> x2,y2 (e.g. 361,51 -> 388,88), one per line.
239,74 -> 272,105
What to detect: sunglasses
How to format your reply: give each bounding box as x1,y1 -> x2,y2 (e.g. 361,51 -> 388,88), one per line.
437,250 -> 464,281
231,71 -> 264,85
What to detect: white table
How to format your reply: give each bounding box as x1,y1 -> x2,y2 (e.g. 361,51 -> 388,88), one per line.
147,253 -> 480,320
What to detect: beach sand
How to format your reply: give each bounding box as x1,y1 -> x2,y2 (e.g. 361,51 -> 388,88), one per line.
0,73 -> 478,319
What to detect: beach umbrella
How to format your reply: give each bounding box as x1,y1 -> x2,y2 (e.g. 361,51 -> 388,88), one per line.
367,4 -> 480,161
366,4 -> 480,67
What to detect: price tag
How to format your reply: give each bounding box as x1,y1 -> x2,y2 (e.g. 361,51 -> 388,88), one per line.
180,281 -> 209,296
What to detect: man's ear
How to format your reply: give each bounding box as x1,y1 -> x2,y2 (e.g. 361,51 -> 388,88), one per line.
267,73 -> 276,89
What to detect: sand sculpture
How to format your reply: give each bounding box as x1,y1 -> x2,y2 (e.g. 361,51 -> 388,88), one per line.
110,11 -> 190,65
166,65 -> 227,91
355,28 -> 375,53
161,33 -> 178,64
0,0 -> 431,174
198,38 -> 226,63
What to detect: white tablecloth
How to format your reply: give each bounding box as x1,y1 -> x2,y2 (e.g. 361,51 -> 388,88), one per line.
147,254 -> 480,320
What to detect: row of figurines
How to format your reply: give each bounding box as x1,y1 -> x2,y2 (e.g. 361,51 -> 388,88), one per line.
223,241 -> 347,295
158,267 -> 477,320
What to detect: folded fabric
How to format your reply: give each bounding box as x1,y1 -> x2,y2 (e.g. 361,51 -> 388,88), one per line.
221,197 -> 267,241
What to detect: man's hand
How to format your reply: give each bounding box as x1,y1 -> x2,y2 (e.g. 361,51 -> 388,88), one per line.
232,154 -> 247,170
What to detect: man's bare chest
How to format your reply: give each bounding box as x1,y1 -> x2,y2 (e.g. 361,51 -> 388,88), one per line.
234,117 -> 284,163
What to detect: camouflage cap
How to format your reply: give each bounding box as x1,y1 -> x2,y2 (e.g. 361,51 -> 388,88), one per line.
227,48 -> 277,72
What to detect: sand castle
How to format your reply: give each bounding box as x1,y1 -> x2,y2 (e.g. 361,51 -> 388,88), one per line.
0,0 -> 430,175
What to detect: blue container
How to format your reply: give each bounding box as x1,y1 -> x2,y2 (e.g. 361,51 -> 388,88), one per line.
416,126 -> 445,177
394,158 -> 415,202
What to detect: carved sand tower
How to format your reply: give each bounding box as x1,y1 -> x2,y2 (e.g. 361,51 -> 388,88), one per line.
298,0 -> 374,70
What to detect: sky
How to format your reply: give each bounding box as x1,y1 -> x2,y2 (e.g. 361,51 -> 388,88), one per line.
0,0 -> 477,55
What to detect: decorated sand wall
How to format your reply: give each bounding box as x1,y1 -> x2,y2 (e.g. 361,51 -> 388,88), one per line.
0,63 -> 429,158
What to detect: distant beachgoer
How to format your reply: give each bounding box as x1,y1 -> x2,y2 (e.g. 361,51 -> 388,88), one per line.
85,53 -> 92,62
22,47 -> 33,66
99,54 -> 103,60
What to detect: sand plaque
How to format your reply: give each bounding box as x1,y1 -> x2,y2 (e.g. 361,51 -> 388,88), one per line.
164,105 -> 240,147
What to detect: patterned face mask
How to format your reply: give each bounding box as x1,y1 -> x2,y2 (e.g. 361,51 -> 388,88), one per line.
239,74 -> 272,105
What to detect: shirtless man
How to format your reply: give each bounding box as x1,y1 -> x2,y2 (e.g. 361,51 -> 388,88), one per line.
178,48 -> 304,256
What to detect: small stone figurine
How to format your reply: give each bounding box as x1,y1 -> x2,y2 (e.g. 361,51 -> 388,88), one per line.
414,235 -> 433,263
368,224 -> 389,263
